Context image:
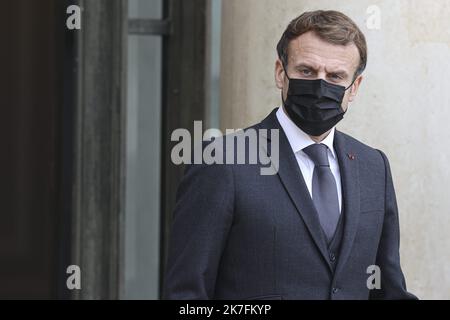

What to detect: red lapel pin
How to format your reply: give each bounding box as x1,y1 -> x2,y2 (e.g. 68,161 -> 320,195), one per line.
347,153 -> 356,160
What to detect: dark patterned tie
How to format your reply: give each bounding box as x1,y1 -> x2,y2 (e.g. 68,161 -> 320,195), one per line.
303,143 -> 340,243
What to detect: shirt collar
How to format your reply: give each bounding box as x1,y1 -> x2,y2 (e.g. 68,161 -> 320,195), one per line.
276,107 -> 337,159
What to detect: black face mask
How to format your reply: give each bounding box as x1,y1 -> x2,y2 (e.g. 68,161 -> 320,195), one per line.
282,69 -> 355,136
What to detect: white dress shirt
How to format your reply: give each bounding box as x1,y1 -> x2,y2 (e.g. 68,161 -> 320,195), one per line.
276,107 -> 343,213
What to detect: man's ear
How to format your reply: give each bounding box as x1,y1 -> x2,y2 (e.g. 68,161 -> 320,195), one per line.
275,59 -> 285,90
348,75 -> 363,103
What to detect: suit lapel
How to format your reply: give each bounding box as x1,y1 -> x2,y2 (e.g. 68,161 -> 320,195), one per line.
333,130 -> 361,276
259,110 -> 362,274
259,110 -> 332,271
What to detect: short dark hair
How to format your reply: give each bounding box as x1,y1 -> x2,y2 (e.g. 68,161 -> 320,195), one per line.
277,10 -> 367,77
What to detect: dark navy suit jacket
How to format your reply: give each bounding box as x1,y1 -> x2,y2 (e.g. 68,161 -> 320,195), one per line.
163,109 -> 417,300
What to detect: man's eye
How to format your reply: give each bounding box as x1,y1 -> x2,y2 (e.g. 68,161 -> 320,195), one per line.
301,69 -> 312,76
330,74 -> 342,80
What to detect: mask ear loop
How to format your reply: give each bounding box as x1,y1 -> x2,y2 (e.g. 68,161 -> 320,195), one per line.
281,61 -> 291,81
280,61 -> 296,111
345,75 -> 359,91
280,61 -> 290,107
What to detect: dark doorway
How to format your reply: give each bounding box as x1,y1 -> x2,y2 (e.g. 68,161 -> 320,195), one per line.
0,0 -> 67,299
0,0 -> 211,299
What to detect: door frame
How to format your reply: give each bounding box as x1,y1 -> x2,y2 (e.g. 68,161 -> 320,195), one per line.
66,0 -> 208,299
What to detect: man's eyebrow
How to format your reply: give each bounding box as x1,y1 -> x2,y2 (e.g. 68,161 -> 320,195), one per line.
327,69 -> 350,78
294,63 -> 318,71
294,64 -> 350,76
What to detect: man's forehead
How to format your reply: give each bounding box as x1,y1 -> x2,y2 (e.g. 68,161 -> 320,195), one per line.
287,32 -> 360,71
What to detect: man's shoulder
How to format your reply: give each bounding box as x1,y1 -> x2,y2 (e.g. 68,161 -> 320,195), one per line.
336,130 -> 387,167
336,130 -> 374,150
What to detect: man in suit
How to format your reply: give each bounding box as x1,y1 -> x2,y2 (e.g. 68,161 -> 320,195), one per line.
163,10 -> 416,300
